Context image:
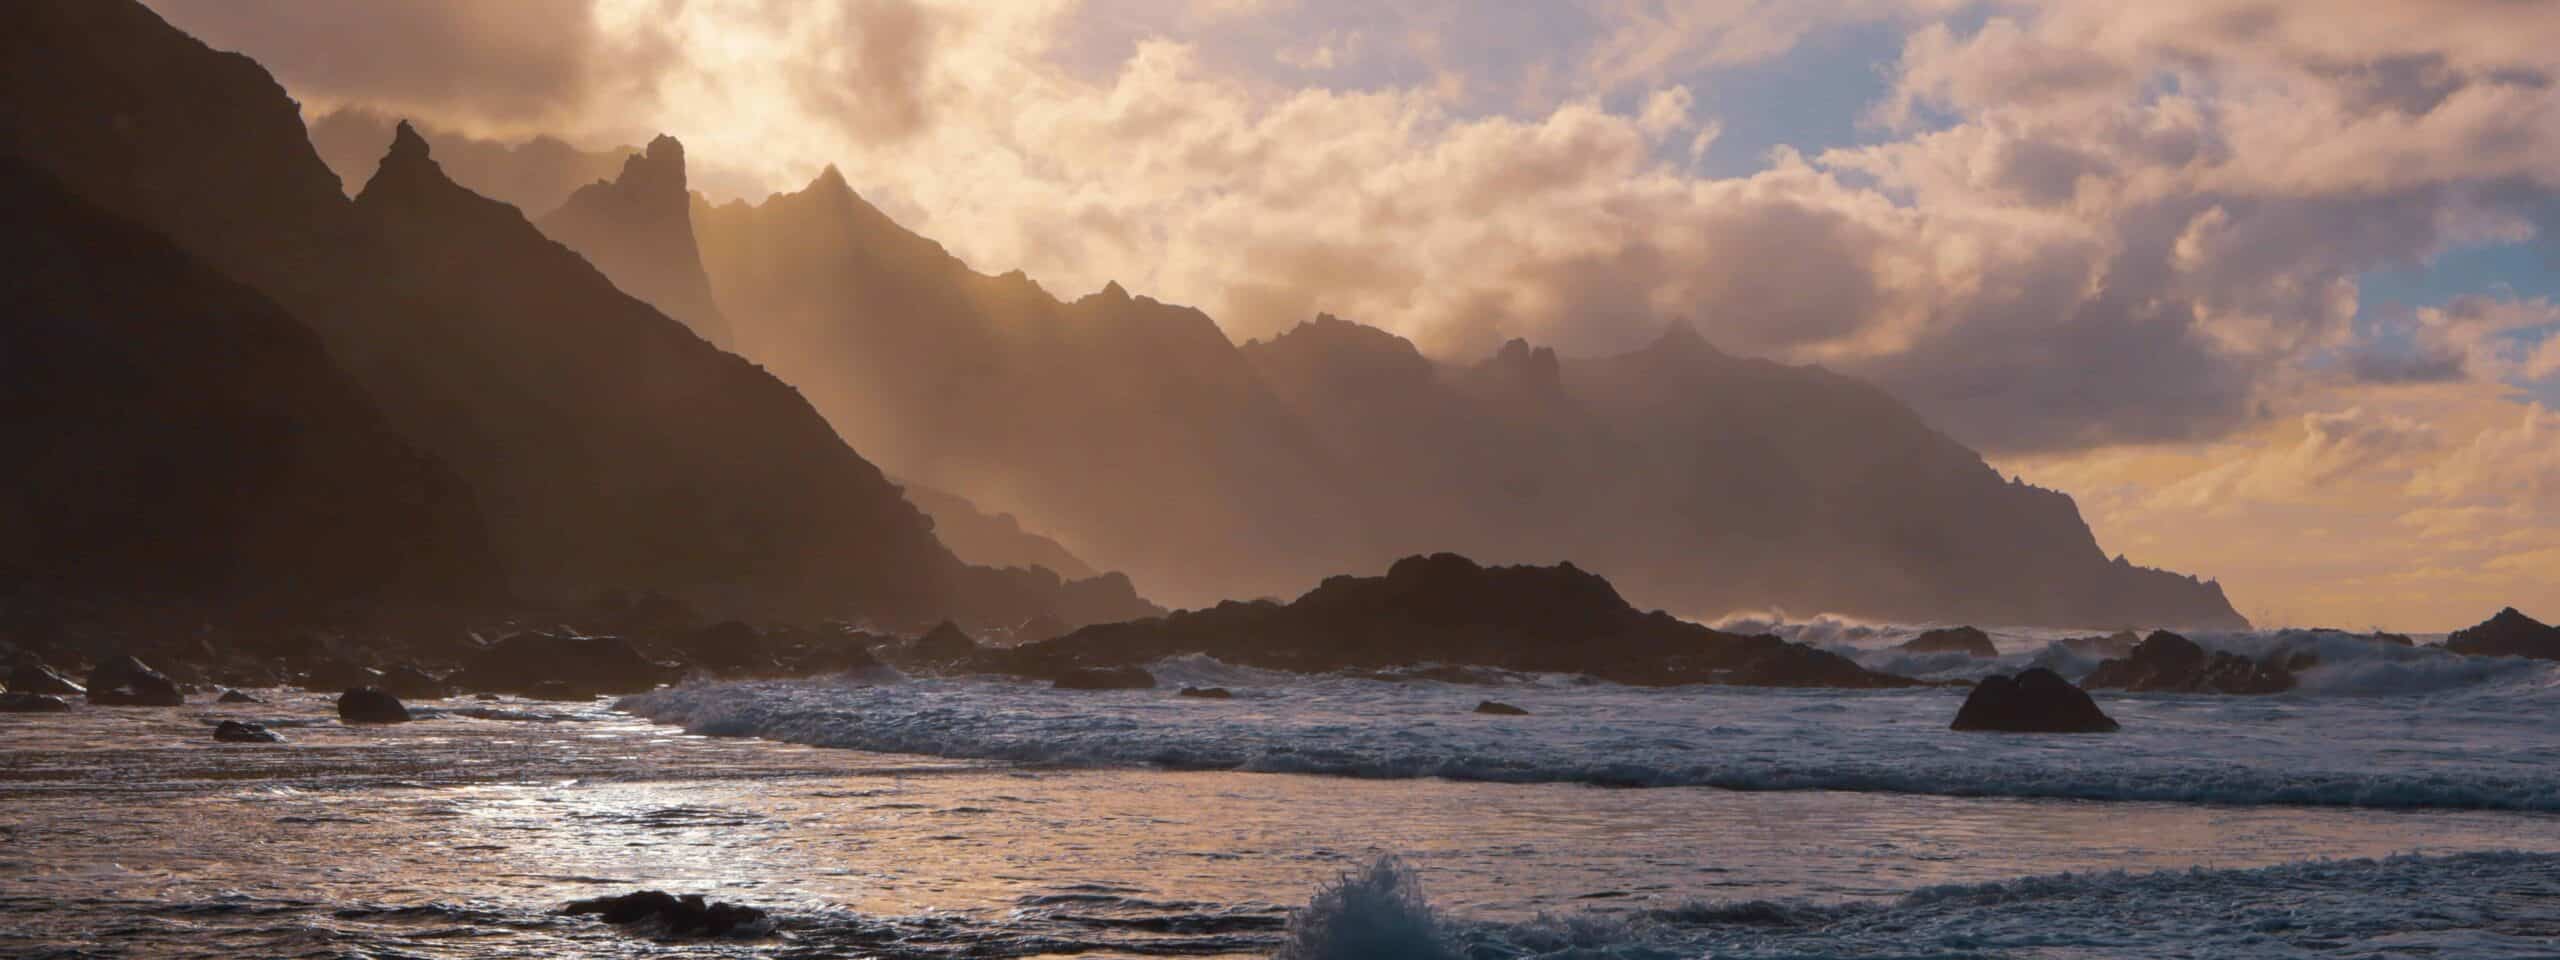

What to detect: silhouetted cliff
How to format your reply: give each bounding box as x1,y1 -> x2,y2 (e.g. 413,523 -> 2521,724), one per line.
690,173 -> 2245,629
536,135 -> 734,347
0,156 -> 499,622
0,0 -> 1154,629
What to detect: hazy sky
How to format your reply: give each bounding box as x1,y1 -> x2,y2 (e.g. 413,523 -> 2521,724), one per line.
144,0 -> 2559,630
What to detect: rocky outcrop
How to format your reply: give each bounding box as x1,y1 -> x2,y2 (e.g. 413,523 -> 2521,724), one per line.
217,690 -> 264,704
1900,627 -> 1997,657
0,693 -> 70,713
213,720 -> 283,743
2060,630 -> 2142,658
1474,700 -> 1530,716
336,687 -> 411,723
1051,666 -> 1156,690
995,554 -> 1920,689
86,655 -> 183,706
2081,631 -> 2293,694
6,654 -> 84,697
1951,668 -> 2118,732
447,632 -> 674,697
536,135 -> 733,347
563,891 -> 771,938
2446,608 -> 2560,661
1178,687 -> 1233,699
673,621 -> 777,677
308,108 -> 629,214
910,621 -> 980,664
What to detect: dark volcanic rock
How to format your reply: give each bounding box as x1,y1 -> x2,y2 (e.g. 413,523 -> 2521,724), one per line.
997,554 -> 1918,689
675,621 -> 776,676
563,891 -> 770,938
86,655 -> 183,706
1178,686 -> 1233,699
1951,668 -> 2118,733
336,687 -> 411,723
1051,666 -> 1156,690
217,690 -> 264,704
0,692 -> 71,713
447,632 -> 673,696
1474,700 -> 1530,716
213,720 -> 284,743
1899,626 -> 1997,657
2446,608 -> 2560,661
7,653 -> 85,697
2081,631 -> 2293,694
911,621 -> 980,663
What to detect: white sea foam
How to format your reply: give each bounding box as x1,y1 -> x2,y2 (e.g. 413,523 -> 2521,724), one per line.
1281,851 -> 2560,959
623,640 -> 2560,810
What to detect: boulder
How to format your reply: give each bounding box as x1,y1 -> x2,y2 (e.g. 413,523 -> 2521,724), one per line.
563,891 -> 770,938
1900,626 -> 1997,657
86,655 -> 183,706
6,653 -> 85,697
1178,686 -> 1234,699
674,620 -> 776,676
377,663 -> 452,700
216,689 -> 264,704
995,554 -> 1920,690
2446,608 -> 2560,661
911,620 -> 979,662
446,631 -> 674,696
0,692 -> 70,713
1474,700 -> 1530,716
300,658 -> 382,692
1052,666 -> 1156,690
1013,614 -> 1071,644
213,720 -> 283,743
336,687 -> 411,723
1950,668 -> 2118,733
2081,631 -> 2293,694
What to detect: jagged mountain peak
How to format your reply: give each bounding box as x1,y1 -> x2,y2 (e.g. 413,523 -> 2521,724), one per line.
607,133 -> 688,199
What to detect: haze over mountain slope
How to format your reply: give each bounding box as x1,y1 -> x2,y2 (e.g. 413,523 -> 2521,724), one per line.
0,0 -> 1153,629
536,135 -> 733,348
307,108 -> 630,215
0,155 -> 499,624
679,168 -> 2246,629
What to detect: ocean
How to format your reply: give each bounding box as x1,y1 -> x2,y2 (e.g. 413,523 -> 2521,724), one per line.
5,624 -> 2557,957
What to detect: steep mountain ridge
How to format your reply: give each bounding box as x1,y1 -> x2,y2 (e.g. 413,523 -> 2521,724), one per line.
690,169 -> 2244,628
536,135 -> 734,347
0,0 -> 1153,628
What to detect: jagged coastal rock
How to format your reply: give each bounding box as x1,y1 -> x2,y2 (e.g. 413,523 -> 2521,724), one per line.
0,693 -> 71,713
7,654 -> 85,697
2081,631 -> 2294,695
337,687 -> 412,723
1474,700 -> 1531,716
1900,627 -> 1997,657
1951,669 -> 2119,733
213,720 -> 284,743
446,632 -> 675,697
563,891 -> 771,938
86,656 -> 183,706
2446,608 -> 2560,661
994,554 -> 1919,689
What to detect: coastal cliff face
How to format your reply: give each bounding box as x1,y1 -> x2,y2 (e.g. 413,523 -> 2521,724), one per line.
0,0 -> 1154,629
688,174 -> 2247,629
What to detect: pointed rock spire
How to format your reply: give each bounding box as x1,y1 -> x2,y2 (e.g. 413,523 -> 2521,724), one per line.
612,134 -> 688,200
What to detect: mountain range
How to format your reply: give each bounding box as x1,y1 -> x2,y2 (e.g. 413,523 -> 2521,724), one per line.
0,0 -> 1154,632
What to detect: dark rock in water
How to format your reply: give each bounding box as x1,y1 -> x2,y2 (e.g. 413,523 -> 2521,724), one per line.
377,663 -> 452,700
446,632 -> 674,696
993,554 -> 1918,689
0,692 -> 70,713
2447,608 -> 2560,661
1052,666 -> 1156,690
675,620 -> 775,676
1014,614 -> 1072,644
213,720 -> 283,743
1178,686 -> 1234,699
774,628 -> 884,675
336,687 -> 411,723
1899,626 -> 1996,657
912,620 -> 980,663
2060,630 -> 2141,658
1951,668 -> 2118,733
86,655 -> 183,706
2081,631 -> 2293,694
2374,632 -> 2415,647
1474,699 -> 1530,716
216,689 -> 264,704
6,653 -> 85,697
301,659 -> 383,693
563,890 -> 770,938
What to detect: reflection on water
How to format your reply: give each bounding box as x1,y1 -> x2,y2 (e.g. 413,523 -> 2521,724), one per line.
5,691 -> 2559,957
